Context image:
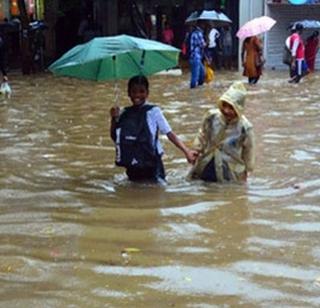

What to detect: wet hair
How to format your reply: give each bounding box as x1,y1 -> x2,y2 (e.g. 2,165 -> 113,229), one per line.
127,75 -> 149,93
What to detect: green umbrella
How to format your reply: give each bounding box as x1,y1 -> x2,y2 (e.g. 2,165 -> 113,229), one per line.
48,34 -> 181,81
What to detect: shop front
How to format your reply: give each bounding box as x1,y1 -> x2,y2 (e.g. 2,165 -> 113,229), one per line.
265,0 -> 320,69
10,0 -> 44,19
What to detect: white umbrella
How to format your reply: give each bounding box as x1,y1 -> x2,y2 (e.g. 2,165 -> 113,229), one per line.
185,11 -> 200,24
197,10 -> 232,25
236,16 -> 276,40
291,20 -> 320,29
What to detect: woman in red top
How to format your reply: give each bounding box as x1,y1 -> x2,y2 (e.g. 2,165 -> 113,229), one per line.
289,23 -> 307,83
162,21 -> 174,45
305,31 -> 319,73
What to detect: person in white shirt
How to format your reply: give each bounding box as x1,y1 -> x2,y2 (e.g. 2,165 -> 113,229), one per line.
110,75 -> 197,183
207,26 -> 221,70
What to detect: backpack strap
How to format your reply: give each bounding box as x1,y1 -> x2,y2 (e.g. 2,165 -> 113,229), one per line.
118,104 -> 153,124
137,105 -> 159,155
118,104 -> 155,139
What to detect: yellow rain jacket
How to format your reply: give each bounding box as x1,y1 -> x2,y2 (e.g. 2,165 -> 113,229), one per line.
189,81 -> 255,182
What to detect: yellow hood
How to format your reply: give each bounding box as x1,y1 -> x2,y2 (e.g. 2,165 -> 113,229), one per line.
217,81 -> 247,118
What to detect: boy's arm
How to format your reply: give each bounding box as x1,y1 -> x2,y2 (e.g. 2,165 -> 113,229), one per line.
192,112 -> 212,153
166,131 -> 197,164
153,106 -> 197,164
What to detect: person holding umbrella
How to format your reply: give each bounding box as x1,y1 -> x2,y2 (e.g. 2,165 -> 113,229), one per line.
188,20 -> 206,89
237,16 -> 276,84
288,23 -> 307,83
48,35 -> 194,182
241,35 -> 263,84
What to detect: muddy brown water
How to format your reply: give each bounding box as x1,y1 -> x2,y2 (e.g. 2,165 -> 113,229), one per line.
0,70 -> 320,307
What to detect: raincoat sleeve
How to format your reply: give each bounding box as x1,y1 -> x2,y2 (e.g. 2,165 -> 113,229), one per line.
193,111 -> 213,153
242,127 -> 255,172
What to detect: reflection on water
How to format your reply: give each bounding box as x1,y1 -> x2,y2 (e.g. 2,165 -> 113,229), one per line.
0,70 -> 320,306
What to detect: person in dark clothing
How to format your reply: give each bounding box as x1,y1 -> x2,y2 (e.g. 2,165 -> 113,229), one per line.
0,34 -> 8,81
110,75 -> 197,183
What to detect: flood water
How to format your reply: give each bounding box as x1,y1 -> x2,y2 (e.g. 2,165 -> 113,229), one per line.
1,69 -> 320,307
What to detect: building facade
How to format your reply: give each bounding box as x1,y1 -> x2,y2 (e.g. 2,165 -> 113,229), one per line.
265,0 -> 320,70
0,0 -> 45,20
240,0 -> 320,70
1,0 -> 319,70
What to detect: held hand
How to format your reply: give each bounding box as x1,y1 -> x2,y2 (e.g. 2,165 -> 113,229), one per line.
240,171 -> 248,182
110,106 -> 120,119
185,149 -> 199,165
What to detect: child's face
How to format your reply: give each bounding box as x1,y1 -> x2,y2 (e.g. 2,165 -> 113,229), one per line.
128,84 -> 149,106
220,101 -> 237,122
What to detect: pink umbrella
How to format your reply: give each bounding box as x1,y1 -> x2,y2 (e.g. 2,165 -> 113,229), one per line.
236,16 -> 276,40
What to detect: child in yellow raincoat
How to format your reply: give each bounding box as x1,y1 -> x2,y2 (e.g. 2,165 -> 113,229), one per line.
189,81 -> 255,182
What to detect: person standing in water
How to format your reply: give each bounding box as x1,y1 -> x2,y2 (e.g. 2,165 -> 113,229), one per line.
0,32 -> 8,81
189,81 -> 255,183
188,20 -> 206,89
110,75 -> 197,183
241,35 -> 263,84
288,23 -> 307,83
305,30 -> 319,73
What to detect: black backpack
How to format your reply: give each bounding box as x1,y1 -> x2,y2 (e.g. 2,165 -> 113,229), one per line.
115,104 -> 157,169
282,44 -> 292,66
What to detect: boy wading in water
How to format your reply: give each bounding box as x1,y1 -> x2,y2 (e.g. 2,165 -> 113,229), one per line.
110,75 -> 197,183
189,81 -> 255,183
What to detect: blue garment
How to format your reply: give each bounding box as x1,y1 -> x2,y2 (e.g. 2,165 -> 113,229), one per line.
190,57 -> 205,88
189,27 -> 205,88
295,59 -> 308,76
189,27 -> 205,60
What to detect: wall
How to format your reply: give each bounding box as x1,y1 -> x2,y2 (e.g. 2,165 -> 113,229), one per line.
239,0 -> 264,24
96,0 -> 118,36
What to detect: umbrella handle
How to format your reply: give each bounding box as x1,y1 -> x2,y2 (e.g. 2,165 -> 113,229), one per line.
112,55 -> 119,107
140,50 -> 146,68
114,81 -> 119,107
139,50 -> 146,76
